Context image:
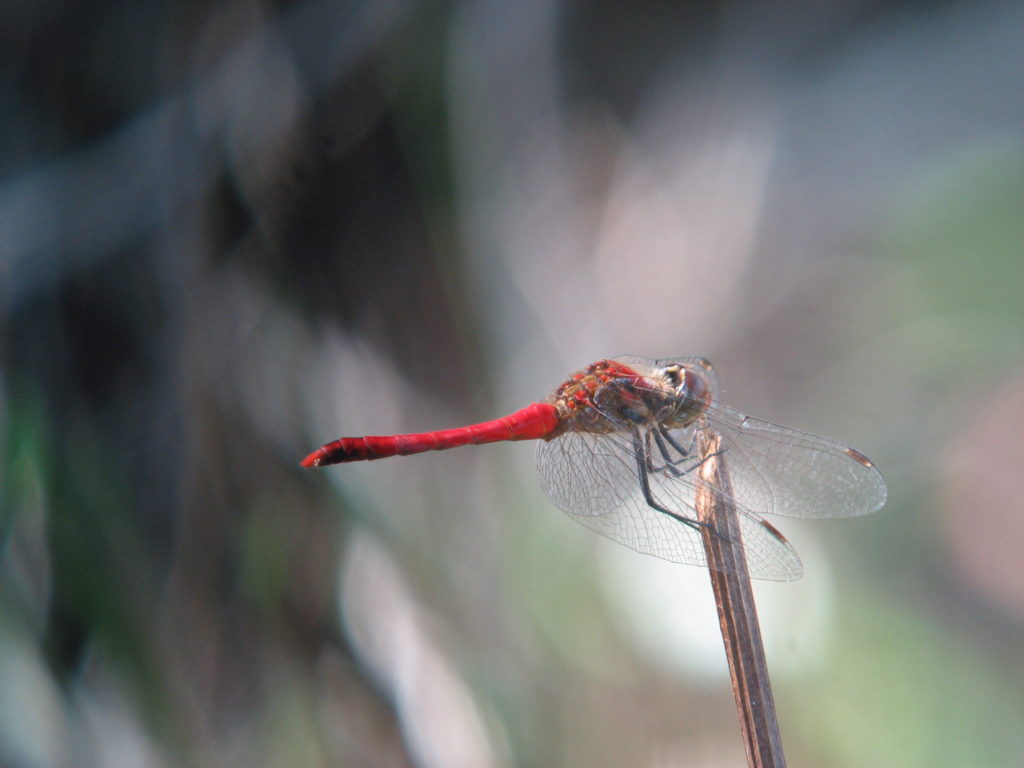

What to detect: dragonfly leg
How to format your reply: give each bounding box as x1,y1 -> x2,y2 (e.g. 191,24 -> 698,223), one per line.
650,428 -> 725,479
632,430 -> 711,534
644,430 -> 692,473
641,429 -> 735,545
659,425 -> 697,460
644,430 -> 673,473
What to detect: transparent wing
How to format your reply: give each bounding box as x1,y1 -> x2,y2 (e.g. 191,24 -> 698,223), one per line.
613,354 -> 886,519
536,429 -> 804,581
704,402 -> 887,519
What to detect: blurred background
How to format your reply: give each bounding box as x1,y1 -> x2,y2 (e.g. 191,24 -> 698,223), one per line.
2,0 -> 1022,766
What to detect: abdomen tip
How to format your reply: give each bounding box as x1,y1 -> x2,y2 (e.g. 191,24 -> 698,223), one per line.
300,451 -> 322,468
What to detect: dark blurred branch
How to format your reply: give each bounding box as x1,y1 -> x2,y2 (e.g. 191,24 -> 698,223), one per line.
696,431 -> 786,768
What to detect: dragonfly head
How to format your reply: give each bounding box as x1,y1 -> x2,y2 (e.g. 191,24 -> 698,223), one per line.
659,363 -> 712,427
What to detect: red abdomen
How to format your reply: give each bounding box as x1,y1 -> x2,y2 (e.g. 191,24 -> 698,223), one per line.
301,402 -> 560,467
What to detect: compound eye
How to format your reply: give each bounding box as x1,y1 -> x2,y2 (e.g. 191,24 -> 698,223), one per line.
683,368 -> 709,404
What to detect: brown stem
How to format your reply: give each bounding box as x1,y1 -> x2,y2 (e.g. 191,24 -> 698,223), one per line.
696,430 -> 786,768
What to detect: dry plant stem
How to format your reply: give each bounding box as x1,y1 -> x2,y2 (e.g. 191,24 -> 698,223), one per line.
696,430 -> 786,768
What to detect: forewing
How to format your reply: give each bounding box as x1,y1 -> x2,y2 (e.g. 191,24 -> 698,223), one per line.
704,403 -> 887,519
536,429 -> 803,580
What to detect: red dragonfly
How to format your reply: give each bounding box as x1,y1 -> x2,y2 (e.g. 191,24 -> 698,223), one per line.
302,356 -> 886,580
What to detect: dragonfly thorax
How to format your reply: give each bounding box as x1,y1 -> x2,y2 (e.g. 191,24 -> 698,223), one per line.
548,359 -> 711,436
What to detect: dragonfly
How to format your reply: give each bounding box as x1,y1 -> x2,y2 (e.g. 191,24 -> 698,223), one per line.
301,356 -> 886,580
